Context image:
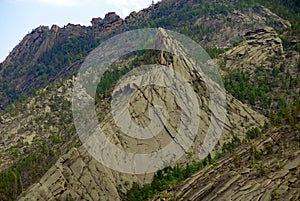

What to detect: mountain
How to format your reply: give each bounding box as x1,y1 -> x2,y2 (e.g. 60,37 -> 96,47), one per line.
0,0 -> 298,109
0,0 -> 299,201
2,28 -> 266,201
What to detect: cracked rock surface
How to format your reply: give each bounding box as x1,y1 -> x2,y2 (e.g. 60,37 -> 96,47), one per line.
17,28 -> 266,201
152,127 -> 300,201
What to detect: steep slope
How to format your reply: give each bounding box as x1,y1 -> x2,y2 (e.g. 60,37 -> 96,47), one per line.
0,79 -> 78,201
219,27 -> 284,72
13,28 -> 267,201
216,26 -> 300,115
0,0 -> 295,108
0,79 -> 74,171
0,1 -> 299,201
153,113 -> 300,201
0,13 -> 123,108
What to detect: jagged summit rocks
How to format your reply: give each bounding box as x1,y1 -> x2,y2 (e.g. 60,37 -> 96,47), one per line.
91,12 -> 124,33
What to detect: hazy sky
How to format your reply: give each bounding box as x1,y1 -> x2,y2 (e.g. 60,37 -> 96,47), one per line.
0,0 -> 159,62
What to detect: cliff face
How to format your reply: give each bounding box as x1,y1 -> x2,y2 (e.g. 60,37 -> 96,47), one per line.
2,26 -> 55,68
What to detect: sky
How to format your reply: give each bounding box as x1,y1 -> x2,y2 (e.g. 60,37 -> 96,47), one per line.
0,0 -> 160,63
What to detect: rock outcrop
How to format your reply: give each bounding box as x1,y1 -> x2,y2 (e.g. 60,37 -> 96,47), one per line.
91,12 -> 124,35
1,0 -> 298,200
16,28 -> 266,201
0,0 -> 292,108
152,126 -> 300,201
219,27 -> 284,72
194,6 -> 290,49
1,26 -> 54,69
18,146 -> 142,201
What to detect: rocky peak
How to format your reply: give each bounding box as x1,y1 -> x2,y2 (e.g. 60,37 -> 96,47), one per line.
219,26 -> 284,72
34,25 -> 50,33
17,28 -> 266,200
91,12 -> 123,31
0,26 -> 52,68
0,0 -> 293,109
104,12 -> 122,22
50,24 -> 60,33
91,17 -> 102,29
125,11 -> 138,21
61,23 -> 89,38
245,27 -> 278,38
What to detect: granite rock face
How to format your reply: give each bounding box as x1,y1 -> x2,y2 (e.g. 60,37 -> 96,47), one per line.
152,127 -> 300,201
18,147 -> 142,201
1,0 -> 298,200
16,28 -> 266,201
219,27 -> 284,72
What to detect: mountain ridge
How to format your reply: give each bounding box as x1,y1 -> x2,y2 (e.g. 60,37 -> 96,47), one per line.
0,0 -> 299,200
0,0 -> 297,109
